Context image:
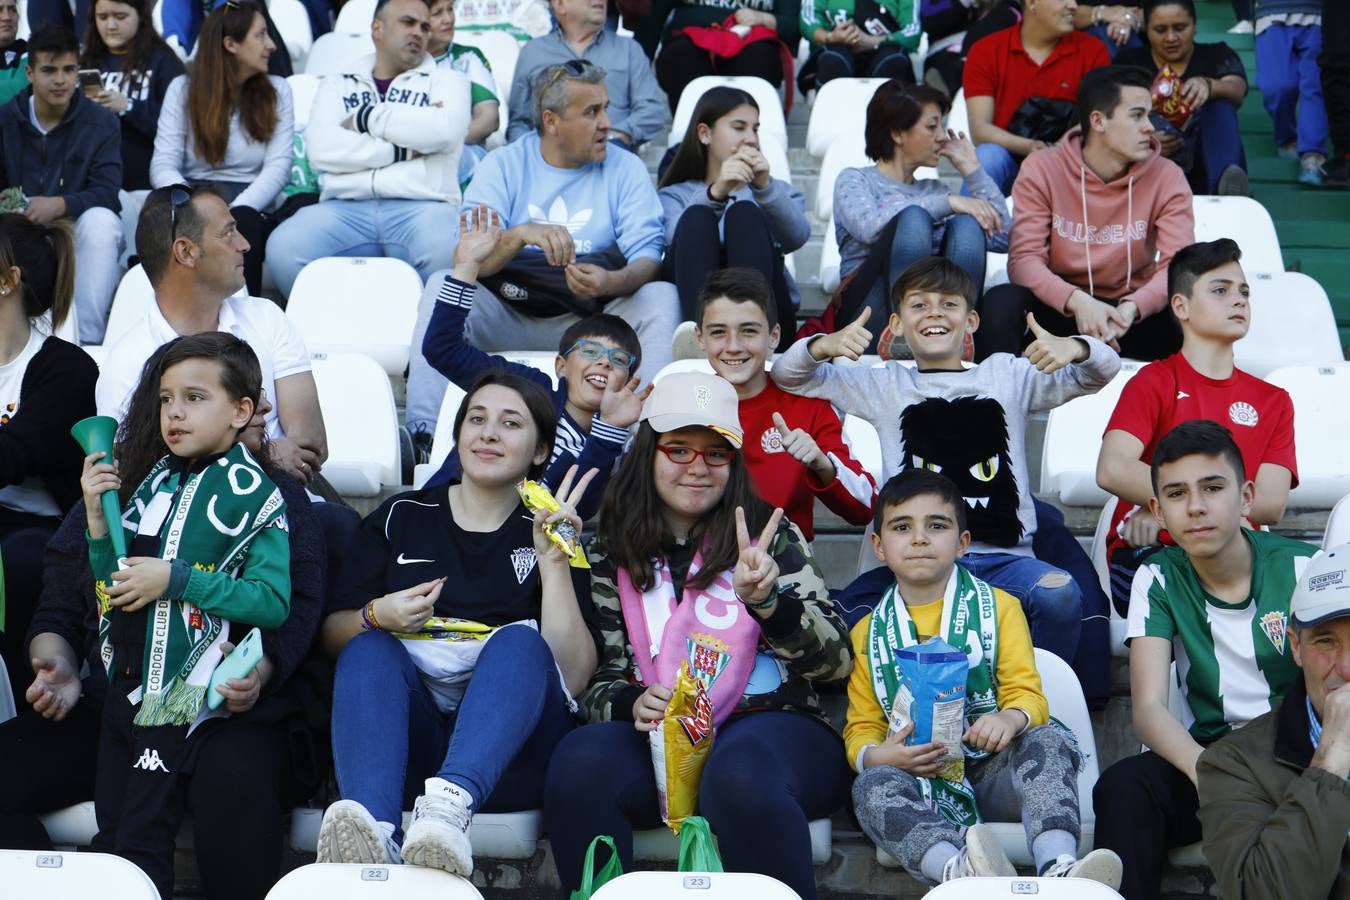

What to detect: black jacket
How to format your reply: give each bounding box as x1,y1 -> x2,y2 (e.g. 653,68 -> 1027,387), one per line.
85,47 -> 185,191
0,86 -> 122,218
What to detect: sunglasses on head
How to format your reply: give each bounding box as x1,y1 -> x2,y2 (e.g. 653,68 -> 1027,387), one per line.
166,185 -> 192,240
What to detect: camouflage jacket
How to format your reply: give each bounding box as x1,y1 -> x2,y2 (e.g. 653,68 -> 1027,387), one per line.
579,518 -> 854,725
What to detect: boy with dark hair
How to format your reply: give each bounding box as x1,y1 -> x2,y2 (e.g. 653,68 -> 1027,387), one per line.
772,256 -> 1120,699
421,204 -> 648,518
1092,419 -> 1318,900
1096,238 -> 1297,613
849,468 -> 1122,887
695,267 -> 875,541
978,65 -> 1196,364
0,24 -> 122,344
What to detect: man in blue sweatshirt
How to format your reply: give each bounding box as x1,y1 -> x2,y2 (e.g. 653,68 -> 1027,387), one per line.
405,59 -> 678,449
0,26 -> 122,344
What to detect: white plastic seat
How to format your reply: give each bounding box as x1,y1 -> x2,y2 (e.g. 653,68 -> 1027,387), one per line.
286,257 -> 422,376
305,32 -> 375,76
633,819 -> 831,865
309,352 -> 401,497
1325,493 -> 1350,549
592,871 -> 801,900
454,30 -> 518,147
1233,270 -> 1342,376
820,212 -> 841,294
287,73 -> 323,130
333,0 -> 377,34
38,803 -> 98,848
1192,196 -> 1283,275
805,78 -> 888,158
413,381 -> 469,489
104,265 -> 156,348
759,132 -> 793,185
266,862 -> 484,899
1264,364 -> 1350,508
1039,363 -> 1142,506
271,0 -> 315,69
668,77 -> 788,149
0,657 -> 14,724
947,89 -> 969,138
924,878 -> 1123,898
1,849 -> 159,899
876,648 -> 1100,870
288,807 -> 541,860
1089,497 -> 1131,657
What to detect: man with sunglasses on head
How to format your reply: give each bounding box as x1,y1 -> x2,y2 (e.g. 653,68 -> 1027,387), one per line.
405,59 -> 677,461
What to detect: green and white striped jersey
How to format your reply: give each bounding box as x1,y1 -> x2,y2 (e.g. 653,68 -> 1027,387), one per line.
1127,529 -> 1318,743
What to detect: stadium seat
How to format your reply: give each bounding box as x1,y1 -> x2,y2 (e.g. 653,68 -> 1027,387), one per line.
37,803 -> 98,848
289,807 -> 542,860
1089,498 -> 1131,657
1192,196 -> 1283,275
309,352 -> 401,497
815,136 -> 937,222
287,73 -> 323,130
668,77 -> 788,149
760,133 -> 793,185
805,78 -> 887,158
1038,363 -> 1142,507
923,878 -> 1123,898
820,212 -> 841,294
453,30 -> 519,147
947,89 -> 969,138
1325,493 -> 1350,549
633,819 -> 832,866
1233,271 -> 1342,376
104,265 -> 157,347
876,648 -> 1100,870
591,871 -> 801,900
270,0 -> 315,69
305,32 -> 376,77
0,657 -> 14,724
333,0 -> 377,34
1265,365 -> 1350,509
266,863 -> 484,899
286,257 -> 423,376
413,381 -> 468,488
1,849 -> 159,899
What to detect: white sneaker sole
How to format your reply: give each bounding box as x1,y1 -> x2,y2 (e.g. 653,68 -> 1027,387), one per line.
317,800 -> 391,865
403,822 -> 473,877
1070,849 -> 1123,889
965,825 -> 1017,877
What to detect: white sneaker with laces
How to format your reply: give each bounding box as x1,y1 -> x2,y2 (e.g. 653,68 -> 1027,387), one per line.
402,777 -> 474,876
941,824 -> 1017,881
316,799 -> 402,865
1041,849 -> 1124,889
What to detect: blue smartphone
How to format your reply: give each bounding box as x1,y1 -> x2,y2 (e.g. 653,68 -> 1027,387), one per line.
206,628 -> 263,710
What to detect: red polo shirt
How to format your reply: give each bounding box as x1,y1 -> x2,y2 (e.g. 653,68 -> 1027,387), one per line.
963,26 -> 1111,131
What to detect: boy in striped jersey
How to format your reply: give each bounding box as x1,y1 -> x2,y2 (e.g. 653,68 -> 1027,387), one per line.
1092,419 -> 1318,900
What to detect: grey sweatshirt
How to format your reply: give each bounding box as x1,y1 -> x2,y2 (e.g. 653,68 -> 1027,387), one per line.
770,336 -> 1120,554
658,178 -> 812,252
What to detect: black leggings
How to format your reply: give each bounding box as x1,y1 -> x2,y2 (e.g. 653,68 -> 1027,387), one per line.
0,701 -> 103,850
544,712 -> 850,900
0,519 -> 59,695
662,202 -> 796,350
657,36 -> 784,113
978,283 -> 1182,362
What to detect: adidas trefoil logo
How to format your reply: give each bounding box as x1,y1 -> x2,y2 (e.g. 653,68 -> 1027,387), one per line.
132,748 -> 170,773
528,198 -> 592,235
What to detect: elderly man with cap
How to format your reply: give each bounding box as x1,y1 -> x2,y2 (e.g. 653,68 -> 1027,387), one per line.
1197,542 -> 1350,900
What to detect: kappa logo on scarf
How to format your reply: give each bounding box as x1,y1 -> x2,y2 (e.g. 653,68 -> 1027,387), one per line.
510,547 -> 537,584
1259,610 -> 1288,654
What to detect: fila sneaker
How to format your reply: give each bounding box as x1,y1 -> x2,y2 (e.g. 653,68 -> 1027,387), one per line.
316,799 -> 401,865
401,777 -> 474,876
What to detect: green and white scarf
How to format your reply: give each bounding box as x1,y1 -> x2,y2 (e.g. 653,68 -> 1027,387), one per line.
867,565 -> 999,827
94,444 -> 287,727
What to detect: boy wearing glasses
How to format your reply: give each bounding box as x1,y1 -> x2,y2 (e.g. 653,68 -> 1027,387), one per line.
420,203 -> 647,519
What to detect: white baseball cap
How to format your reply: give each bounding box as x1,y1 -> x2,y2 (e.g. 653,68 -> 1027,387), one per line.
1291,543 -> 1350,628
640,372 -> 743,448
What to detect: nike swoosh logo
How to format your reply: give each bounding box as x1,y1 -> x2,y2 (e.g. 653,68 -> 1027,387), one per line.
397,553 -> 434,565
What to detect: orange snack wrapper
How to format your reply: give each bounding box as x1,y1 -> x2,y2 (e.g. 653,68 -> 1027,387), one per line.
1150,64 -> 1195,130
650,661 -> 715,834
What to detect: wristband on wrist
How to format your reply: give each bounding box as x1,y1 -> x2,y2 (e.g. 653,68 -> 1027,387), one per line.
362,598 -> 383,631
740,591 -> 777,610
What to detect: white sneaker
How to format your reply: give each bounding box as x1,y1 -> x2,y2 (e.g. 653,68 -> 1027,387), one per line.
942,824 -> 1017,881
1040,849 -> 1123,889
402,777 -> 474,876
1227,19 -> 1253,33
317,799 -> 402,865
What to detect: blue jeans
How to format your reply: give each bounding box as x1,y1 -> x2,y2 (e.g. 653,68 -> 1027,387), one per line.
1188,100 -> 1247,193
1256,22 -> 1328,155
891,206 -> 989,290
967,143 -> 1021,196
265,198 -> 460,296
1032,497 -> 1109,709
331,625 -> 576,837
1082,23 -> 1144,60
458,143 -> 488,185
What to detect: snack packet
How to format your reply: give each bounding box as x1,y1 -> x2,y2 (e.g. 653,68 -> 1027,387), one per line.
517,479 -> 589,569
894,637 -> 969,784
650,661 -> 715,833
1150,64 -> 1195,130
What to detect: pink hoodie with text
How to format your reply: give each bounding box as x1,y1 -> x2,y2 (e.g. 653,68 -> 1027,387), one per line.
1007,127 -> 1195,317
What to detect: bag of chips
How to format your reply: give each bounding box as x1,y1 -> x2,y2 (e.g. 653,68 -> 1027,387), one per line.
1150,64 -> 1195,130
516,479 -> 589,569
894,637 -> 969,783
650,661 -> 715,834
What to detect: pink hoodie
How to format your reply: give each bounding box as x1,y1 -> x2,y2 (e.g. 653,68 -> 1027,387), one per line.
1007,127 -> 1195,317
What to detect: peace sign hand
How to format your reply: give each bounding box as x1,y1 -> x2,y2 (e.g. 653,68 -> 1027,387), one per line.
809,307 -> 872,362
733,505 -> 784,612
1022,313 -> 1088,375
532,465 -> 599,563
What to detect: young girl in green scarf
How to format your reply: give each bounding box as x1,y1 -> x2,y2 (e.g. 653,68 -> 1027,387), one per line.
78,331 -> 290,895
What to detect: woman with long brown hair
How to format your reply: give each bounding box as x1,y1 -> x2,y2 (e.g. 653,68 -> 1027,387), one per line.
151,0 -> 293,296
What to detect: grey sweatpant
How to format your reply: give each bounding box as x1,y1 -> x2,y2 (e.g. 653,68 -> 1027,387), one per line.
853,724 -> 1082,880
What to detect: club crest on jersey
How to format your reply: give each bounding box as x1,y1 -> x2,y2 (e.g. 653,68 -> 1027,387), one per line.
1259,610 -> 1287,654
510,547 -> 537,584
1229,402 -> 1259,428
761,427 -> 784,454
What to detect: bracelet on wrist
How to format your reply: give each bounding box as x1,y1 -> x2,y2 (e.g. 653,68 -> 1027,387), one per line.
740,592 -> 777,610
362,598 -> 383,631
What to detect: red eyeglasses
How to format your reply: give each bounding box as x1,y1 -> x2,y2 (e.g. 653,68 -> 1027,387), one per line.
656,444 -> 736,467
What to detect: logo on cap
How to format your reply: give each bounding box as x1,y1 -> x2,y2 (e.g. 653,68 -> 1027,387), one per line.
695,386 -> 711,409
1309,570 -> 1344,592
1259,610 -> 1287,654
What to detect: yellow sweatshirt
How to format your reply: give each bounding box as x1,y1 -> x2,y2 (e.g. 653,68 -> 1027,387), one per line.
844,585 -> 1050,772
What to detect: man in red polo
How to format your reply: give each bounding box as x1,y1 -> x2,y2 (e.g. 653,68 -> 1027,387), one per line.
964,0 -> 1110,192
